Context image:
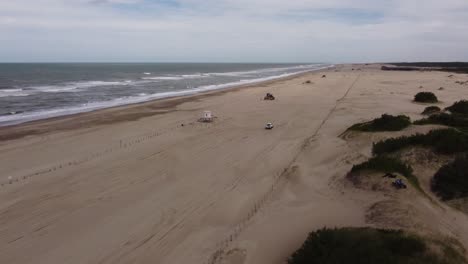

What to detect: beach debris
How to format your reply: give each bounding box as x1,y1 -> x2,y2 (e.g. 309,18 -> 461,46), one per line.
265,123 -> 274,130
419,85 -> 424,89
304,80 -> 312,84
198,110 -> 214,123
264,93 -> 275,100
322,75 -> 327,78
392,179 -> 407,189
439,87 -> 445,90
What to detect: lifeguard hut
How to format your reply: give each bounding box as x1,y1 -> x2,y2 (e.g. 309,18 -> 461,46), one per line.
200,111 -> 213,122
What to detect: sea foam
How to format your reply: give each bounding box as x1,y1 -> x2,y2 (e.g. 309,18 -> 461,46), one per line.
0,64 -> 332,126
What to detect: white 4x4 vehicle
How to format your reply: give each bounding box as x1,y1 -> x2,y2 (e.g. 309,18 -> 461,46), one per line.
265,123 -> 274,129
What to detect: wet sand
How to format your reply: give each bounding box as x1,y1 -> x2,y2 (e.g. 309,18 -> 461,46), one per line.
1,64 -> 468,263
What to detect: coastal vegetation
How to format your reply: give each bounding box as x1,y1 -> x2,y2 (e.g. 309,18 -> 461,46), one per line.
414,113 -> 468,129
421,106 -> 441,115
432,156 -> 468,201
446,100 -> 468,115
414,92 -> 438,103
351,156 -> 412,180
389,62 -> 468,74
288,227 -> 466,264
348,114 -> 411,132
372,129 -> 468,156
350,128 -> 468,195
415,101 -> 468,130
350,156 -> 420,191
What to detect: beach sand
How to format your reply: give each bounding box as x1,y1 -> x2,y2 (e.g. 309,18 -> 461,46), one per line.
1,64 -> 468,263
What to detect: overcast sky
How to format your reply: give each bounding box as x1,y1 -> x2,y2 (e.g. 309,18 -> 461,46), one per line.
1,0 -> 468,63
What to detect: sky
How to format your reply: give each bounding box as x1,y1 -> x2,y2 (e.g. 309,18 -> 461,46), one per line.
1,0 -> 468,63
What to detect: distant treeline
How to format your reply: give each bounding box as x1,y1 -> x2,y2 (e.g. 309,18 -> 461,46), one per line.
384,62 -> 468,73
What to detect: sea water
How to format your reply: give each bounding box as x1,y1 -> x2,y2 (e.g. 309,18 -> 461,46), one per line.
0,63 -> 329,126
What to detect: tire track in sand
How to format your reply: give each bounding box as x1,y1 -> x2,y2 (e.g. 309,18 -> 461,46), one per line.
206,73 -> 361,264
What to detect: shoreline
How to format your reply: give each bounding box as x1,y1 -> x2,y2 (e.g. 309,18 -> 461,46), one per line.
1,64 -> 468,263
0,66 -> 333,141
0,65 -> 332,128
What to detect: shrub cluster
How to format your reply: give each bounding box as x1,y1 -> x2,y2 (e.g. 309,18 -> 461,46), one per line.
351,156 -> 413,177
373,129 -> 468,156
414,92 -> 438,103
388,62 -> 468,73
348,114 -> 411,132
446,100 -> 468,115
414,113 -> 468,128
351,156 -> 419,189
421,106 -> 441,115
431,156 -> 468,201
288,227 -> 465,264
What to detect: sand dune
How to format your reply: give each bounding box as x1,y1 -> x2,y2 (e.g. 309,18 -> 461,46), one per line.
1,64 -> 468,263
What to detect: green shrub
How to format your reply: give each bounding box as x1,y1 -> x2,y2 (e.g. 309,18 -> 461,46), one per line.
414,92 -> 438,103
414,113 -> 468,128
432,156 -> 468,201
351,156 -> 420,190
351,156 -> 413,177
288,227 -> 465,264
373,129 -> 468,156
421,106 -> 441,115
446,100 -> 468,115
348,114 -> 411,132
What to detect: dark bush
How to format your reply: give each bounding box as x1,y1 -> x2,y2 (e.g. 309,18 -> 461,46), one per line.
373,129 -> 468,156
414,113 -> 468,128
288,227 -> 465,264
351,156 -> 413,177
446,100 -> 468,115
351,156 -> 419,190
390,62 -> 468,74
432,156 -> 468,201
348,114 -> 411,132
421,106 -> 441,115
414,92 -> 438,103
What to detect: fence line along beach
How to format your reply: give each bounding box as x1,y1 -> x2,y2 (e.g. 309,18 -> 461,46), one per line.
2,64 -> 468,263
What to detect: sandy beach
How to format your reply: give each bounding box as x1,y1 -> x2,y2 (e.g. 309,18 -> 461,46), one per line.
1,64 -> 468,264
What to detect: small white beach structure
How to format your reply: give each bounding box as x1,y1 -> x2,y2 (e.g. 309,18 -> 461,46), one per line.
200,110 -> 213,122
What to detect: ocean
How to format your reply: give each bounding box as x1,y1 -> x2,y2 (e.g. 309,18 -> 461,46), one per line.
0,63 -> 329,126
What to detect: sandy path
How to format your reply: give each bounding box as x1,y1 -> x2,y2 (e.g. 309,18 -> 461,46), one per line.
1,65 -> 468,264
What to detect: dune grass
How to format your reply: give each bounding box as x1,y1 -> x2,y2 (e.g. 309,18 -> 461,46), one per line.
351,129 -> 468,196
372,129 -> 468,156
432,155 -> 468,201
414,113 -> 468,129
288,227 -> 466,264
414,100 -> 468,133
348,114 -> 411,132
446,100 -> 468,115
351,155 -> 421,192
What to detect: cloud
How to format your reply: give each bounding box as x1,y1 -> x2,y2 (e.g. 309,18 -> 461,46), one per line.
0,0 -> 467,62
